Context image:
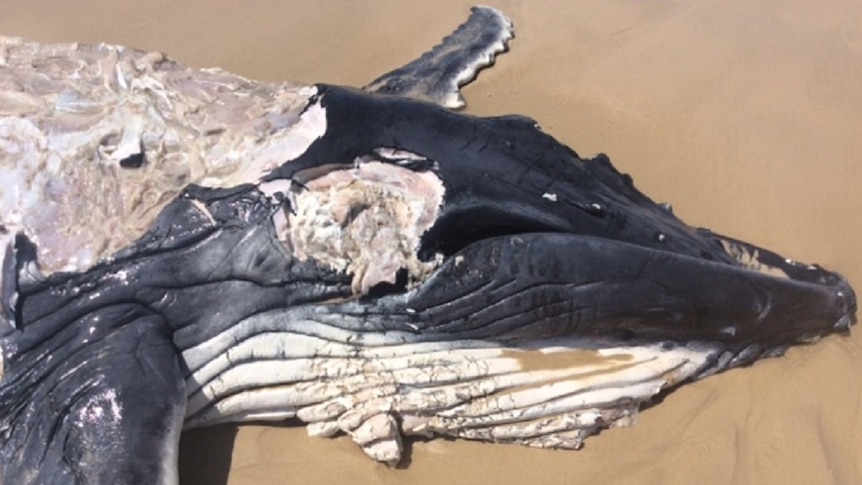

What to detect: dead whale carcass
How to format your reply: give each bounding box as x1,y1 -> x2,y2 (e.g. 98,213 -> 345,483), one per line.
0,6 -> 856,484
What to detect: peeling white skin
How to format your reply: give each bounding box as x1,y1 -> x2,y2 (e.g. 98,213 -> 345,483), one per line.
0,37 -> 324,275
0,228 -> 15,334
183,330 -> 718,465
280,160 -> 446,294
718,237 -> 790,279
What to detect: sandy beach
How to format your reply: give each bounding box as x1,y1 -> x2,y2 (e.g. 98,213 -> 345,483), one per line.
2,1 -> 861,483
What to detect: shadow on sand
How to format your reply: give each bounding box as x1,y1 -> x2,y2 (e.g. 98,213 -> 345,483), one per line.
178,425 -> 238,485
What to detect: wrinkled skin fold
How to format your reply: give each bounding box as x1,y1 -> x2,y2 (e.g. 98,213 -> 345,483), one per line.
0,46 -> 858,485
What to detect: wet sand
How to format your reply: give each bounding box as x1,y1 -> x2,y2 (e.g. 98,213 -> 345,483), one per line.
3,1 -> 861,483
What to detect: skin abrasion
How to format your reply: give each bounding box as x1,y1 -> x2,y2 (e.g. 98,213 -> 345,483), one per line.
280,159 -> 446,294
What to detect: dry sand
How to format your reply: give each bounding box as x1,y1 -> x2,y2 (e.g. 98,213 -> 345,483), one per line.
3,1 -> 861,483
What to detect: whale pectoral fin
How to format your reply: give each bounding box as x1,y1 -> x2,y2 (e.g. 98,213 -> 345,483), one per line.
364,6 -> 514,109
63,321 -> 185,485
2,313 -> 186,485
